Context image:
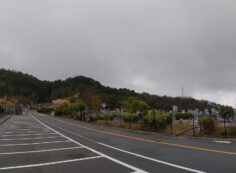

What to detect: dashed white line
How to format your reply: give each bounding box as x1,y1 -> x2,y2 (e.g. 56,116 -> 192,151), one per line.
0,146 -> 83,155
213,141 -> 232,144
0,140 -> 71,147
0,156 -> 104,170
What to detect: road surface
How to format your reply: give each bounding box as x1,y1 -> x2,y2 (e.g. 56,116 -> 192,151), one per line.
0,113 -> 235,173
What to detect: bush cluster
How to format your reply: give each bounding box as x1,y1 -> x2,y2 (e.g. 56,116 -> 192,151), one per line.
123,113 -> 139,123
144,114 -> 155,124
37,106 -> 53,114
156,114 -> 172,130
98,113 -> 115,121
199,117 -> 216,134
143,113 -> 172,130
226,126 -> 236,136
55,103 -> 72,116
176,113 -> 192,120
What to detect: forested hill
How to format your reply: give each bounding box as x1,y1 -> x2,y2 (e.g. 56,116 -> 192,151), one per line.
0,69 -> 218,111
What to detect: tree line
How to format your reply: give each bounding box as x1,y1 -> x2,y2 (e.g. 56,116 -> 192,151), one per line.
0,68 -> 219,111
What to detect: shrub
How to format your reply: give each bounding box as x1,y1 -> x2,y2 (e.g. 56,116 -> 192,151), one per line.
144,114 -> 155,124
71,100 -> 85,112
228,126 -> 236,136
176,113 -> 192,120
88,116 -> 97,122
156,113 -> 171,130
37,106 -> 53,114
98,113 -> 115,121
55,103 -> 72,116
199,117 -> 216,134
123,113 -> 139,123
72,112 -> 80,120
97,114 -> 105,120
208,114 -> 217,120
108,114 -> 115,121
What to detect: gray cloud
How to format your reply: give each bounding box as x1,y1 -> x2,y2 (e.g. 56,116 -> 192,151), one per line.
0,0 -> 236,106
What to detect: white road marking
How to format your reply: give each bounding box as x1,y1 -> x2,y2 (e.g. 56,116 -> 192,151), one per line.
13,122 -> 35,123
10,125 -> 43,128
99,143 -> 206,173
46,116 -> 206,173
0,156 -> 103,170
213,141 -> 232,144
0,146 -> 83,155
2,133 -> 57,137
12,123 -> 36,125
7,129 -> 35,131
0,136 -> 62,141
4,130 -> 51,134
33,116 -> 148,173
13,121 -> 35,123
0,140 -> 70,147
8,128 -> 47,130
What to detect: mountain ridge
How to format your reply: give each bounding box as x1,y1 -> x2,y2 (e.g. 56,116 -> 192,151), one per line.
0,68 -> 218,111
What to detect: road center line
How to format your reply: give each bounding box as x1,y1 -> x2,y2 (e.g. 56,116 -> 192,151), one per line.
32,116 -> 148,173
0,156 -> 103,170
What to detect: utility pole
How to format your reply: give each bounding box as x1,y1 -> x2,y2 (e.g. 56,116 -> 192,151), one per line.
181,87 -> 184,98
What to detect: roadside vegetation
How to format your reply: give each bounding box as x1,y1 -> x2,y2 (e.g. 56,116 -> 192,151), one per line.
36,96 -> 236,138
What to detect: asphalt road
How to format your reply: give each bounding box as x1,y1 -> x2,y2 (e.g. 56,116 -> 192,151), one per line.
0,113 -> 235,173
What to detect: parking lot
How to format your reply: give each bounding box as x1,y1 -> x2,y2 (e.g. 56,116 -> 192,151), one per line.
0,115 -> 144,173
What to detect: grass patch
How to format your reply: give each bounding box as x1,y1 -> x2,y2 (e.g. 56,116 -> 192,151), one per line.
160,124 -> 193,135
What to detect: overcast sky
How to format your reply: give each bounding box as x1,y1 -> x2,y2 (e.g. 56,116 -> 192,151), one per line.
0,0 -> 236,106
